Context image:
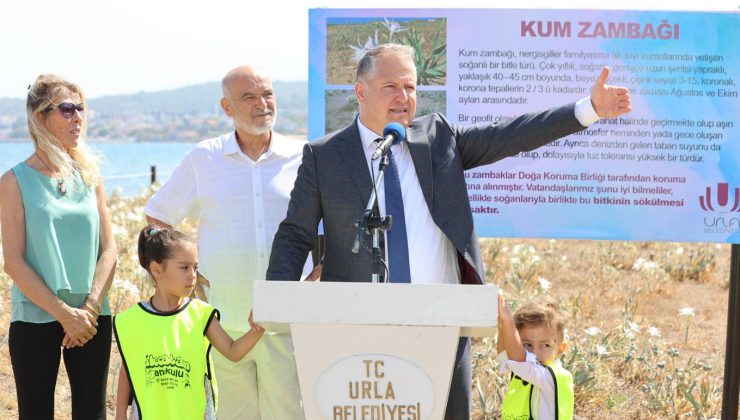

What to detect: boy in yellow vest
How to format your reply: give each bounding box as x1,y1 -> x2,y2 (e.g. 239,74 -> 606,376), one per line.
497,292 -> 574,420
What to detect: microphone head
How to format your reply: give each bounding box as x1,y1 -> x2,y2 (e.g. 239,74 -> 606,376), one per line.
383,122 -> 406,143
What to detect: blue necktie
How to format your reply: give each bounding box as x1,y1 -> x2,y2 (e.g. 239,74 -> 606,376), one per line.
384,147 -> 411,283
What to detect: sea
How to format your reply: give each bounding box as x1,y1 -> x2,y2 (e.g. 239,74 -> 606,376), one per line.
0,142 -> 194,197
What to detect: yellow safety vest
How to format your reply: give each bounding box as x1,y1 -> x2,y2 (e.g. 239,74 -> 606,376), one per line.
501,359 -> 574,420
114,299 -> 219,419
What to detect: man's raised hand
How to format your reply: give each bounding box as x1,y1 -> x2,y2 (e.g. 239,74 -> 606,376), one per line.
591,66 -> 632,119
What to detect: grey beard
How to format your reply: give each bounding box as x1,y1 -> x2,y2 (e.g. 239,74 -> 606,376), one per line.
243,113 -> 277,135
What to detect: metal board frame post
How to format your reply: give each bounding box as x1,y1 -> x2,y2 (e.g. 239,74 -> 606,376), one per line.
723,244 -> 740,419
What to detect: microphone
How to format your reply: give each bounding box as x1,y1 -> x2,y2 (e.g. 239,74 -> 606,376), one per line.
371,122 -> 406,161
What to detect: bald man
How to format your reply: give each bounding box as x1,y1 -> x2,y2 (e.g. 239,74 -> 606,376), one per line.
144,66 -> 312,419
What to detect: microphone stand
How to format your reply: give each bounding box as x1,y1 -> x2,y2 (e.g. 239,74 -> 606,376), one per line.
351,154 -> 393,283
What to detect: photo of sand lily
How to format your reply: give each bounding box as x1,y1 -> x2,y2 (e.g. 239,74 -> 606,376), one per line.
326,17 -> 447,86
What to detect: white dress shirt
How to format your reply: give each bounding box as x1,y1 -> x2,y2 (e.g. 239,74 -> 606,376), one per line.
357,98 -> 599,284
144,131 -> 311,331
358,119 -> 461,284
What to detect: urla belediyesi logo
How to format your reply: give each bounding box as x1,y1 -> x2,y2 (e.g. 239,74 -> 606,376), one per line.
700,183 -> 740,234
699,183 -> 740,212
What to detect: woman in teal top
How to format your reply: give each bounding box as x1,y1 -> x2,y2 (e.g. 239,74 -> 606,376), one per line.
0,74 -> 117,420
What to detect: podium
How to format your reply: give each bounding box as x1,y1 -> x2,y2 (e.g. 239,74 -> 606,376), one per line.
252,282 -> 498,420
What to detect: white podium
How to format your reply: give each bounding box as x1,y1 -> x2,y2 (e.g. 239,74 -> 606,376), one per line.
252,282 -> 498,420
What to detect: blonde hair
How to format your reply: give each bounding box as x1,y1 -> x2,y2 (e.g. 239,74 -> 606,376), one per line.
514,299 -> 569,342
26,74 -> 100,186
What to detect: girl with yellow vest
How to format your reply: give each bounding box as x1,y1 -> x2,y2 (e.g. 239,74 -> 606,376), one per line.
497,293 -> 574,420
114,226 -> 264,420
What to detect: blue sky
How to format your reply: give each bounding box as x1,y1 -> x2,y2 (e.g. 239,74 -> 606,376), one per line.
0,0 -> 735,98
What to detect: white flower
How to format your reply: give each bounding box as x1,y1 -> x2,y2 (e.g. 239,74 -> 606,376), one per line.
381,18 -> 407,37
584,327 -> 601,336
595,345 -> 608,356
627,321 -> 641,333
549,239 -> 556,245
675,247 -> 684,255
501,246 -> 509,253
678,307 -> 695,318
528,246 -> 536,254
532,255 -> 541,263
560,255 -> 568,262
509,257 -> 520,265
647,326 -> 661,337
538,277 -> 551,291
623,328 -> 636,339
632,258 -> 659,271
349,29 -> 380,62
512,245 -> 522,255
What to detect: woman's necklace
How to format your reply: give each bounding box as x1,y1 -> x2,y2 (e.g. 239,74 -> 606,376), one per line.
149,297 -> 184,314
34,153 -> 66,196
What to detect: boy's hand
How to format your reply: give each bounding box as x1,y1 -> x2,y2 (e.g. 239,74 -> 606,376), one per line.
497,289 -> 510,353
497,288 -> 526,361
498,289 -> 513,323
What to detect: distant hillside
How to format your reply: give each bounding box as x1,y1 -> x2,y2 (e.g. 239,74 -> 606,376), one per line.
0,98 -> 24,115
0,81 -> 309,141
0,80 -> 306,117
88,80 -> 307,116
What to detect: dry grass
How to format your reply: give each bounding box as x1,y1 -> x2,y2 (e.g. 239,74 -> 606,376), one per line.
0,190 -> 733,418
472,239 -> 730,419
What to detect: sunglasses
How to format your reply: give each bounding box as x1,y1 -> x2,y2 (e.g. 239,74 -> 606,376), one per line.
51,102 -> 85,119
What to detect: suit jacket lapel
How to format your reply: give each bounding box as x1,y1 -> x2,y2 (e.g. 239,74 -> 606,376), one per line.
335,120 -> 373,205
406,123 -> 434,210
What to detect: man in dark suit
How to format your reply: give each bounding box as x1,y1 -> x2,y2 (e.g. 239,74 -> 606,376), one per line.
266,43 -> 630,419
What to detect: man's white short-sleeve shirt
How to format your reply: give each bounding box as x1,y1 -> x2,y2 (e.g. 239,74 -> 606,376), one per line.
144,131 -> 310,331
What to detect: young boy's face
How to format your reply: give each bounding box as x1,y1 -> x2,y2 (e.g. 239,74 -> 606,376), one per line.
519,324 -> 567,366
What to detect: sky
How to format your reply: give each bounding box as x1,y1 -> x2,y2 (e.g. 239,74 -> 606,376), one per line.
1,0 -> 736,99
